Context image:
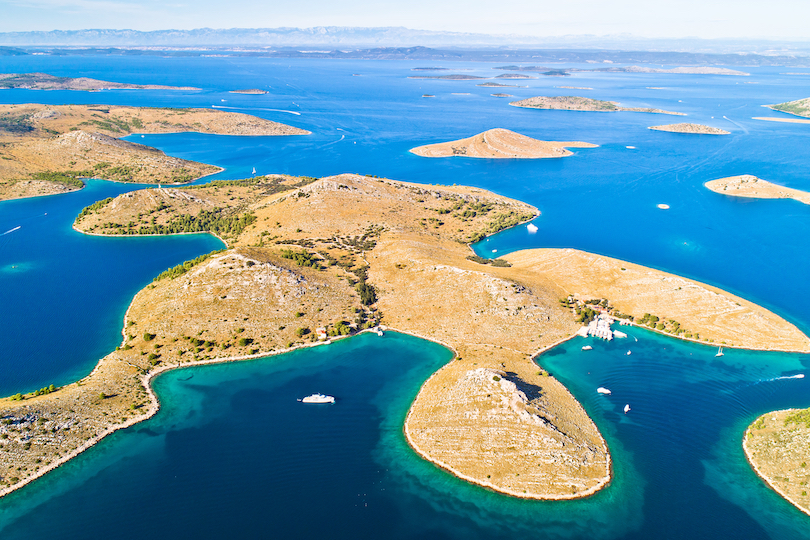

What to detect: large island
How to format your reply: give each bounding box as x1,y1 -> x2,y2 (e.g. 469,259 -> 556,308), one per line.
0,104 -> 309,200
1,173 -> 808,501
510,95 -> 685,116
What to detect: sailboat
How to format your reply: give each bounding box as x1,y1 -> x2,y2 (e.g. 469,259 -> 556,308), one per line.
624,404 -> 631,414
715,347 -> 724,357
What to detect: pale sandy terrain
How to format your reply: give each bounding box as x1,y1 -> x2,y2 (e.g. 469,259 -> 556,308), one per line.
649,123 -> 730,135
3,174 -> 808,502
753,116 -> 810,125
0,104 -> 309,200
503,248 -> 810,352
744,408 -> 810,516
705,175 -> 810,206
510,96 -> 685,116
410,128 -> 597,159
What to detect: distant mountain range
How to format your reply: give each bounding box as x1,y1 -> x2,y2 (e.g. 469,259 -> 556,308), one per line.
1,27 -> 810,57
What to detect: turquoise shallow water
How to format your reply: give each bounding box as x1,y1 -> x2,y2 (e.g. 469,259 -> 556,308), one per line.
1,55 -> 809,537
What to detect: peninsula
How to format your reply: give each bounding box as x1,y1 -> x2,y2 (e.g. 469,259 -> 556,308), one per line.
409,128 -> 597,159
705,175 -> 810,206
765,97 -> 810,119
744,408 -> 810,516
2,173 -> 808,502
229,89 -> 269,94
0,104 -> 309,201
510,96 -> 685,116
648,123 -> 730,135
0,72 -> 199,91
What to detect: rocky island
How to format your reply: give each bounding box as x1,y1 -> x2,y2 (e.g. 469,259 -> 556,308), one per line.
649,123 -> 730,135
2,172 -> 808,502
0,104 -> 309,201
409,128 -> 597,159
510,96 -> 685,116
705,175 -> 810,206
0,72 -> 199,91
229,89 -> 269,94
744,408 -> 810,516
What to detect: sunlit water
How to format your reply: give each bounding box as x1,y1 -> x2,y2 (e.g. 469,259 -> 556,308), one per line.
1,55 -> 809,537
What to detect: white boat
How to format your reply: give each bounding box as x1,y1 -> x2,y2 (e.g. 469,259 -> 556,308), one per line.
715,347 -> 724,357
300,393 -> 335,404
252,167 -> 257,175
624,404 -> 631,414
626,351 -> 632,355
582,345 -> 593,351
597,387 -> 611,395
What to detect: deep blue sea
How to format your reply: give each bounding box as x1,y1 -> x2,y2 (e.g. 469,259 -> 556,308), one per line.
1,55 -> 809,538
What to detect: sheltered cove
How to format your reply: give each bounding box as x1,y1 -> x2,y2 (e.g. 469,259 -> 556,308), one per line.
2,173 -> 809,501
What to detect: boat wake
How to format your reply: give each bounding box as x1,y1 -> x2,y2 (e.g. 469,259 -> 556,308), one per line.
769,374 -> 805,381
211,105 -> 302,116
1,226 -> 21,236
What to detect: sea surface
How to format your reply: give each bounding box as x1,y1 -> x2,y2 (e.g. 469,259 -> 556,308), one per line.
1,55 -> 809,538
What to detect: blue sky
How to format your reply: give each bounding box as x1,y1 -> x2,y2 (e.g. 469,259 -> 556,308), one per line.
1,0 -> 809,40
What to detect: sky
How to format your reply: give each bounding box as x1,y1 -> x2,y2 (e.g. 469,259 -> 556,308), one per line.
1,0 -> 809,41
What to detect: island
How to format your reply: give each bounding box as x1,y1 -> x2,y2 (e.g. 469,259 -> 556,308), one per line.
2,173 -> 808,501
408,74 -> 486,80
409,128 -> 597,159
229,89 -> 269,94
744,408 -> 810,516
0,72 -> 199,91
705,175 -> 810,206
496,65 -> 749,77
648,123 -> 730,135
556,86 -> 594,90
491,93 -> 512,98
765,97 -> 810,118
0,104 -> 309,201
476,82 -> 520,88
495,73 -> 535,79
510,96 -> 685,116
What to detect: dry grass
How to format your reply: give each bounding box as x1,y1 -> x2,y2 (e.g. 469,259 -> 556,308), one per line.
705,175 -> 810,206
0,104 -> 309,201
2,174 -> 808,501
410,128 -> 596,159
744,409 -> 810,516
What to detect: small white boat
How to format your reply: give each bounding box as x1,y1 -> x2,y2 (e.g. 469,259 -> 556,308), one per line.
597,387 -> 611,395
300,393 -> 335,404
582,345 -> 593,351
715,347 -> 724,357
626,351 -> 632,355
252,167 -> 257,175
527,223 -> 539,234
624,404 -> 631,414
375,328 -> 384,337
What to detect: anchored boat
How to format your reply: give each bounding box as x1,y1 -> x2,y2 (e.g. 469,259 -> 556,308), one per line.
300,393 -> 335,404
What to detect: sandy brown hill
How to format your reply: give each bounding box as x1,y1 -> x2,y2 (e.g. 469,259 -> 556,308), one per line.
0,104 -> 309,201
705,175 -> 810,206
410,128 -> 597,159
3,174 -> 808,502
